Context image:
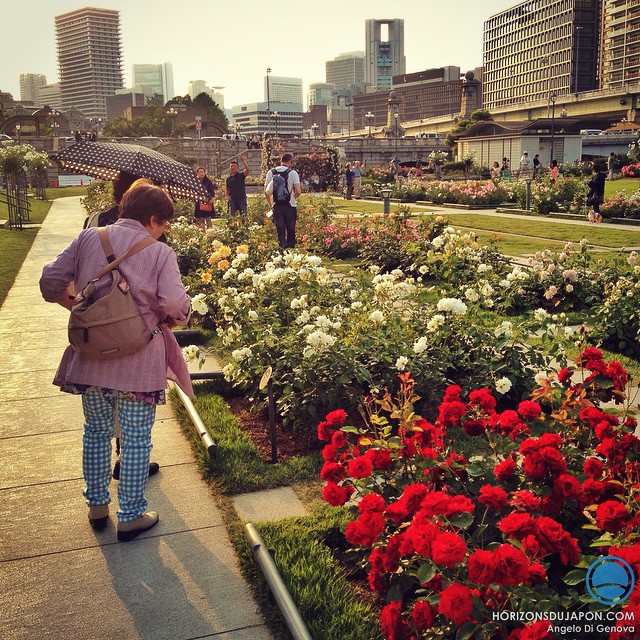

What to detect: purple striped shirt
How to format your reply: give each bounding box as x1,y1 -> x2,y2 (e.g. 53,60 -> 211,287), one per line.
40,219 -> 192,394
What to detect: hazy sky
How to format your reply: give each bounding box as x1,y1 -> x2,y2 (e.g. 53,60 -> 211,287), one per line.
1,0 -> 520,108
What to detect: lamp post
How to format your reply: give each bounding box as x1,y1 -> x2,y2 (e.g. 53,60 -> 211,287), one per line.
266,67 -> 271,136
364,111 -> 374,137
542,55 -> 552,117
393,111 -> 399,178
381,187 -> 392,216
166,107 -> 178,136
550,90 -> 557,164
273,111 -> 279,137
15,123 -> 20,142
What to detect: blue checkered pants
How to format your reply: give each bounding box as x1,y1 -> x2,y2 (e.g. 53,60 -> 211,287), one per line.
82,392 -> 156,523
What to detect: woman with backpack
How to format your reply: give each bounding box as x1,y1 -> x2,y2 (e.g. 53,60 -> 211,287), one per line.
40,185 -> 192,542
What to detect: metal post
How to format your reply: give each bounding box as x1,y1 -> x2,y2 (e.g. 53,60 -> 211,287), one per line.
267,378 -> 278,464
525,179 -> 532,210
266,67 -> 271,136
550,91 -> 557,163
381,188 -> 392,216
173,384 -> 217,457
244,523 -> 313,640
574,26 -> 582,95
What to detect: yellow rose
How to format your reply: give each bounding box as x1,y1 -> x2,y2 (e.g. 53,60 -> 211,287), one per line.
237,244 -> 249,254
217,259 -> 230,271
201,271 -> 213,283
219,246 -> 231,258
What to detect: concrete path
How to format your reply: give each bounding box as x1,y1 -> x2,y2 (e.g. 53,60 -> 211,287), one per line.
0,197 -> 272,640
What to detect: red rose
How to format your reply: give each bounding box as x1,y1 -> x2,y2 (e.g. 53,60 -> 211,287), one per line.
479,484 -> 509,509
385,484 -> 429,523
380,601 -> 412,640
431,531 -> 467,567
325,409 -> 348,426
527,562 -> 547,584
469,388 -> 497,411
443,385 -> 462,401
498,512 -> 539,539
345,511 -> 385,547
557,367 -> 573,384
322,443 -> 339,462
596,500 -> 630,533
446,495 -> 475,516
358,493 -> 386,514
518,619 -> 554,640
331,430 -> 348,448
347,455 -> 373,479
494,543 -> 530,586
438,400 -> 467,426
552,473 -> 581,500
404,522 -> 440,557
365,448 -> 393,470
468,549 -> 498,583
495,458 -> 517,481
320,462 -> 346,483
518,400 -> 542,420
583,457 -> 605,478
438,582 -> 474,625
420,491 -> 452,517
578,347 -> 603,363
411,600 -> 436,631
322,482 -> 353,506
510,490 -> 541,512
317,420 -> 332,441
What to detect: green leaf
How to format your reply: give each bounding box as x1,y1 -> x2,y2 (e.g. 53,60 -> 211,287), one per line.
450,511 -> 474,529
341,426 -> 360,434
466,463 -> 484,477
563,569 -> 586,586
416,562 -> 436,585
456,622 -> 478,640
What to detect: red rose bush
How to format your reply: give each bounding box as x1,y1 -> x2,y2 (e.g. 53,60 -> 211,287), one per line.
319,350 -> 640,639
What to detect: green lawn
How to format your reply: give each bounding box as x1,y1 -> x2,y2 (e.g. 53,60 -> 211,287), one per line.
605,177 -> 640,197
0,187 -> 88,307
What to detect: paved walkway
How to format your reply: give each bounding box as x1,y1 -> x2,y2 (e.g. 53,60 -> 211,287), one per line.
0,197 -> 272,640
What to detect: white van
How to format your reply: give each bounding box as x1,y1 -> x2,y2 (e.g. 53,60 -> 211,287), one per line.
580,129 -> 602,136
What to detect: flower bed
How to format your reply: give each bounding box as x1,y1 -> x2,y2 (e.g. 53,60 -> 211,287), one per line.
319,349 -> 640,639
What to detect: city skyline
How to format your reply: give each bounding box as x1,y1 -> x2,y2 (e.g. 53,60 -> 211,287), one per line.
2,0 -> 519,111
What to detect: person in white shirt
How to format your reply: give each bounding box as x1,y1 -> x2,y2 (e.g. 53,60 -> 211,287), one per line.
264,153 -> 302,249
519,152 -> 532,178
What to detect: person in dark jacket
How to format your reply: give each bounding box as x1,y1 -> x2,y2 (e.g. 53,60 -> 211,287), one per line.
194,166 -> 216,228
587,163 -> 606,224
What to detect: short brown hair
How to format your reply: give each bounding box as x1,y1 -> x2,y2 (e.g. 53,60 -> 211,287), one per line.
119,185 -> 174,225
281,153 -> 293,164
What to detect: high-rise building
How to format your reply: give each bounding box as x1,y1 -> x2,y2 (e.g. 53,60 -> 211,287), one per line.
601,0 -> 640,88
188,80 -> 208,99
39,83 -> 63,110
326,51 -> 365,90
308,83 -> 335,107
132,63 -> 174,103
365,19 -> 406,89
232,101 -> 303,136
483,0 -> 600,110
55,7 -> 123,118
19,74 -> 47,104
264,76 -> 303,104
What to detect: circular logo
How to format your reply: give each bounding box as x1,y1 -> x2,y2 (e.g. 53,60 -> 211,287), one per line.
586,556 -> 635,606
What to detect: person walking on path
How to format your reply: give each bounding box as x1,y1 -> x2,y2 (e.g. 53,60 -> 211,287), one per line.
194,166 -> 216,228
352,161 -> 363,198
607,152 -> 617,181
587,162 -> 606,224
264,152 -> 302,249
519,151 -> 531,178
344,162 -> 354,200
225,155 -> 250,218
39,185 -> 192,542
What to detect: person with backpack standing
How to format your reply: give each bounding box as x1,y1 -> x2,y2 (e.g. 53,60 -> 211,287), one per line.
264,153 -> 302,249
40,185 -> 192,541
607,152 -> 617,181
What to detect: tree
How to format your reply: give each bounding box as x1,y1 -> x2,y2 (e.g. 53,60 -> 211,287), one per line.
192,92 -> 229,130
445,110 -> 493,150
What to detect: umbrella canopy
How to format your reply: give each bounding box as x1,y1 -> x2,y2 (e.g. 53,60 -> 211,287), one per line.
56,141 -> 209,201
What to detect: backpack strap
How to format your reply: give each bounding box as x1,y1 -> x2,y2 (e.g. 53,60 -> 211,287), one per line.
94,227 -> 156,280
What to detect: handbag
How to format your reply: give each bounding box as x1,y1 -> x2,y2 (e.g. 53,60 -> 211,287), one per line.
68,227 -> 156,360
198,202 -> 213,212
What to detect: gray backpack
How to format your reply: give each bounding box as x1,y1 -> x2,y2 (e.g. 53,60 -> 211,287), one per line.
68,227 -> 156,360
